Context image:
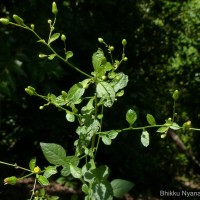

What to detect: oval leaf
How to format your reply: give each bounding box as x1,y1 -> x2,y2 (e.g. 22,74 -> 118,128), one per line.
111,179 -> 134,198
38,175 -> 49,186
157,126 -> 169,133
141,130 -> 149,147
40,143 -> 67,166
49,33 -> 60,44
70,165 -> 82,179
66,111 -> 75,122
66,51 -> 73,60
92,48 -> 104,72
29,158 -> 36,171
126,109 -> 137,126
43,166 -> 57,179
146,114 -> 156,125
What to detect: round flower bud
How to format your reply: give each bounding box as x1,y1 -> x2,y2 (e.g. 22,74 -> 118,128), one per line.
25,86 -> 36,96
61,34 -> 66,42
183,121 -> 191,131
172,90 -> 179,101
30,24 -> 35,30
48,19 -> 52,24
52,2 -> 58,15
122,39 -> 127,46
124,57 -> 128,61
98,38 -> 104,43
109,46 -> 114,51
0,18 -> 10,25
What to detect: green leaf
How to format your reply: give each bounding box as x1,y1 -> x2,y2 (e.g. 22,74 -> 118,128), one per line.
141,130 -> 149,147
48,54 -> 56,60
82,183 -> 89,194
157,126 -> 169,133
38,175 -> 49,186
29,158 -> 36,171
146,114 -> 156,125
126,109 -> 137,126
111,179 -> 134,198
170,122 -> 181,130
49,33 -> 60,44
112,72 -> 128,92
96,81 -> 115,107
67,83 -> 85,105
66,111 -> 75,122
102,136 -> 112,145
40,143 -> 67,166
92,48 -> 105,72
92,180 -> 113,200
66,51 -> 73,60
70,165 -> 82,179
61,165 -> 71,177
43,166 -> 57,179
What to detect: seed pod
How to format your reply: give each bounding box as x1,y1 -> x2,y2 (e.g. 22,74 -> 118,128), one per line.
0,18 -> 10,25
4,176 -> 17,185
13,14 -> 24,25
52,2 -> 58,15
122,39 -> 127,46
172,90 -> 179,101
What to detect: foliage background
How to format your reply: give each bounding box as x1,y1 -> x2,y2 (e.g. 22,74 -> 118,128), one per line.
1,0 -> 200,198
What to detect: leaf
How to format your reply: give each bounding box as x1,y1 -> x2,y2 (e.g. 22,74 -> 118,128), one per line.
65,51 -> 73,60
40,143 -> 67,166
170,122 -> 181,130
112,72 -> 129,92
102,136 -> 112,145
157,126 -> 169,133
43,166 -> 57,179
48,54 -> 56,60
38,175 -> 49,186
96,81 -> 115,107
29,158 -> 36,171
66,111 -> 75,122
126,109 -> 137,126
67,83 -> 85,105
92,48 -> 105,72
61,165 -> 71,177
49,33 -> 60,44
92,180 -> 113,200
70,165 -> 82,179
111,179 -> 134,198
146,114 -> 156,125
141,130 -> 149,147
82,184 -> 89,194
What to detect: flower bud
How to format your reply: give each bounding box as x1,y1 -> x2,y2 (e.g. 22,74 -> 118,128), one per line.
124,57 -> 128,61
4,176 -> 17,185
98,38 -> 104,43
109,46 -> 114,51
30,24 -> 35,30
39,54 -> 47,58
0,18 -> 10,25
122,39 -> 127,46
61,34 -> 66,42
52,2 -> 58,15
48,19 -> 52,24
25,86 -> 36,96
182,121 -> 191,131
13,14 -> 24,25
172,90 -> 179,101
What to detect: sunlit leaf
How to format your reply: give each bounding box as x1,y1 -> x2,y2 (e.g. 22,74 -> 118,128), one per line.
126,109 -> 137,126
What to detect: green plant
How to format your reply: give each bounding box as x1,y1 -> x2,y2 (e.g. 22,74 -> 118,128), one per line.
1,2 -> 200,200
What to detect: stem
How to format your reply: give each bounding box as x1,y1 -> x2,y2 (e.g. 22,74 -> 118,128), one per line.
29,178 -> 37,200
172,100 -> 176,122
0,161 -> 32,172
9,22 -> 92,78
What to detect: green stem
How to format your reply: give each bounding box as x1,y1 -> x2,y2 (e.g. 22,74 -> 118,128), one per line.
172,100 -> 176,122
9,22 -> 92,78
0,161 -> 32,172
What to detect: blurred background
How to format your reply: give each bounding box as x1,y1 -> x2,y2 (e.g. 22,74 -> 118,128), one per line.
1,0 -> 200,199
